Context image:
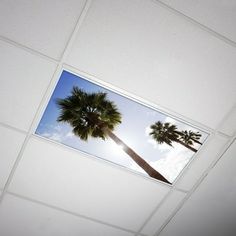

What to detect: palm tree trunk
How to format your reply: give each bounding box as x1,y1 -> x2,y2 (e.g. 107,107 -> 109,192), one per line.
105,129 -> 170,184
175,139 -> 198,152
191,138 -> 202,145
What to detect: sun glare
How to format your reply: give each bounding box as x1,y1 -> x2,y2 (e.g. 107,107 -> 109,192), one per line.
114,143 -> 125,154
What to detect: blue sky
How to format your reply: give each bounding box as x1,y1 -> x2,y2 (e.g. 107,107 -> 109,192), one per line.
36,70 -> 207,183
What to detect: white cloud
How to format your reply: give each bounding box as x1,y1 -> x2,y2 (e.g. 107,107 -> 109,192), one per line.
150,143 -> 192,183
145,126 -> 152,136
54,125 -> 62,132
41,131 -> 64,142
50,132 -> 64,142
144,117 -> 200,182
147,139 -> 158,149
40,132 -> 50,138
157,142 -> 173,152
128,141 -> 193,183
40,124 -> 74,143
135,124 -> 194,182
66,131 -> 74,138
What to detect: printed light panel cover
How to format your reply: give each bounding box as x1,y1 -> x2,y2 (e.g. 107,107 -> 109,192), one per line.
36,71 -> 208,184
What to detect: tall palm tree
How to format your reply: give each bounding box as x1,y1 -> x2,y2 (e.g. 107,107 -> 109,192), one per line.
179,130 -> 202,146
56,87 -> 170,184
149,121 -> 198,152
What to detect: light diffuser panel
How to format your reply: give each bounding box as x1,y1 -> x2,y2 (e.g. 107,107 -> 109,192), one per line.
36,70 -> 208,184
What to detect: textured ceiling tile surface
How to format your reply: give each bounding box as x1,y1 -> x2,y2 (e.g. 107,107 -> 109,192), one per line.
0,194 -> 134,236
9,136 -> 169,231
0,126 -> 25,188
0,0 -> 86,59
176,134 -> 229,191
160,0 -> 236,42
66,0 -> 236,129
218,106 -> 236,136
0,41 -> 57,131
141,190 -> 186,235
159,141 -> 236,236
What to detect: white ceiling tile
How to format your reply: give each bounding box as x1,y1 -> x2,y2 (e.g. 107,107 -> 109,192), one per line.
141,190 -> 186,235
0,41 -> 57,131
160,0 -> 236,43
0,0 -> 86,59
176,134 -> 229,191
9,136 -> 169,231
159,140 -> 236,236
0,194 -> 134,236
0,126 -> 25,188
65,0 -> 236,129
218,106 -> 236,137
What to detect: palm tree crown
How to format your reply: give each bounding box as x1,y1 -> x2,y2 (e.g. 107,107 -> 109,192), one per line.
179,130 -> 202,145
56,86 -> 121,140
149,121 -> 200,152
149,121 -> 181,146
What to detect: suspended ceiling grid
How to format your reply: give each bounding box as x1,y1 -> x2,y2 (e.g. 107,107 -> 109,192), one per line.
0,0 -> 235,235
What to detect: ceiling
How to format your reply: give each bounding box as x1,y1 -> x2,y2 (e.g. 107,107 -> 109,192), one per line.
0,0 -> 235,235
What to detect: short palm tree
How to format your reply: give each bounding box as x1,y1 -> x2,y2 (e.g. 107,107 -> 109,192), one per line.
56,87 -> 170,184
179,130 -> 202,146
149,121 -> 198,152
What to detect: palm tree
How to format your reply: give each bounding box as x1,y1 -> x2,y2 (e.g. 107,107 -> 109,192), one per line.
56,87 -> 170,184
149,121 -> 198,152
179,130 -> 202,146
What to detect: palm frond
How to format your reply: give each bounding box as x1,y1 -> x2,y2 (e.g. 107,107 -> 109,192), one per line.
56,87 -> 122,141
